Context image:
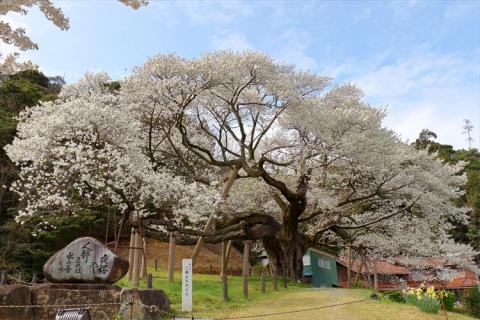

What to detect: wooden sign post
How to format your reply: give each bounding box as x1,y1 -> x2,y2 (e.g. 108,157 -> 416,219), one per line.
182,259 -> 193,312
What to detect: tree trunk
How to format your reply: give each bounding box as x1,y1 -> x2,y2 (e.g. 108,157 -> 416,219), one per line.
262,214 -> 306,282
280,205 -> 306,280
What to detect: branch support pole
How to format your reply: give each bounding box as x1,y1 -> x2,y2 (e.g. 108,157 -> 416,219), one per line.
127,228 -> 135,281
191,165 -> 240,266
242,241 -> 250,299
347,245 -> 352,288
168,231 -> 176,282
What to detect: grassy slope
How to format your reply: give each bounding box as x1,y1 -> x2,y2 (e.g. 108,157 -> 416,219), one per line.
117,269 -> 474,319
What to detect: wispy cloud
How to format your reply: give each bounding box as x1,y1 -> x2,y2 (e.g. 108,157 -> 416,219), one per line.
273,28 -> 317,71
176,1 -> 252,25
352,50 -> 480,148
211,31 -> 253,51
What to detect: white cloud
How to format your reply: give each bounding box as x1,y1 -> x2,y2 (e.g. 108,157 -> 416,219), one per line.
176,1 -> 252,25
211,31 -> 253,51
273,28 -> 317,71
351,50 -> 480,149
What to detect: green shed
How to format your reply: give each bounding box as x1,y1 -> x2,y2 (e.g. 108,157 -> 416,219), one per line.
302,248 -> 338,287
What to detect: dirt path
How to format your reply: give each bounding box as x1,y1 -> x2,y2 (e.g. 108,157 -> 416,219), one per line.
214,288 -> 473,320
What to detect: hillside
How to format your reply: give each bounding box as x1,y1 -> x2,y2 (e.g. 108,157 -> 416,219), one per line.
117,237 -> 244,275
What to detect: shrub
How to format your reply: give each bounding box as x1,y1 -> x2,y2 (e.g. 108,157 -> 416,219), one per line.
465,286 -> 480,318
417,296 -> 441,314
439,290 -> 456,311
406,294 -> 417,305
385,291 -> 406,303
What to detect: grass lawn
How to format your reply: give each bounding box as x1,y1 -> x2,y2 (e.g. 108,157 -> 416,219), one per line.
117,269 -> 475,319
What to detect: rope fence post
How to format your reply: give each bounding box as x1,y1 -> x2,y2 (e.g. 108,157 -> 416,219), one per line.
147,273 -> 153,289
273,270 -> 278,291
155,258 -> 158,271
221,241 -> 229,302
129,297 -> 134,320
141,237 -> 147,280
260,270 -> 266,294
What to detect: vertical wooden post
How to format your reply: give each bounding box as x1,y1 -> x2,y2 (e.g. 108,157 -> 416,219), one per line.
147,273 -> 153,289
347,245 -> 352,288
221,241 -> 228,302
242,241 -> 250,299
354,254 -> 365,287
132,228 -> 142,287
155,258 -> 158,271
261,270 -> 266,294
32,273 -> 37,284
141,237 -> 147,279
273,270 -> 278,291
225,240 -> 233,268
374,271 -> 378,291
168,232 -> 176,283
282,270 -> 287,288
221,240 -> 231,276
0,270 -> 6,286
127,228 -> 135,281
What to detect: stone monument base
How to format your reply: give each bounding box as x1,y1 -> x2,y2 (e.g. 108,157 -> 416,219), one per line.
0,284 -> 170,320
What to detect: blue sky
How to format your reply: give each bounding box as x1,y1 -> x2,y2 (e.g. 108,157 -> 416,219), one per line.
3,0 -> 480,149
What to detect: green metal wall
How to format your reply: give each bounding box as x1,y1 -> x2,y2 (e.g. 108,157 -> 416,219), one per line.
303,249 -> 338,287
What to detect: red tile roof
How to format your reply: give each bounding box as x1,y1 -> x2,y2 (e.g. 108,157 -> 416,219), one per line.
337,258 -> 411,275
446,270 -> 478,289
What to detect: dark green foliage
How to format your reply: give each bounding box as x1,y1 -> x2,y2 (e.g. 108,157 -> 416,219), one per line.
1,209 -> 109,277
465,286 -> 480,318
384,291 -> 406,303
0,69 -> 67,275
440,290 -> 456,311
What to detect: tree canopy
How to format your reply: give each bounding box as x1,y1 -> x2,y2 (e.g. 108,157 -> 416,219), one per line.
5,52 -> 478,277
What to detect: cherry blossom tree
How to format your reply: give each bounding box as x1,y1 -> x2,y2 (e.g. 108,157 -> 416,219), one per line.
6,51 -> 476,279
0,0 -> 147,75
119,51 -> 474,278
5,73 -> 217,243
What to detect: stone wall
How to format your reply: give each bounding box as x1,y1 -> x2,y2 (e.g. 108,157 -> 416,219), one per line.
0,284 -> 170,320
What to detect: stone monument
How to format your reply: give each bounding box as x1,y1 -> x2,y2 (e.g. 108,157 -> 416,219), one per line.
0,237 -> 170,320
43,237 -> 129,284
